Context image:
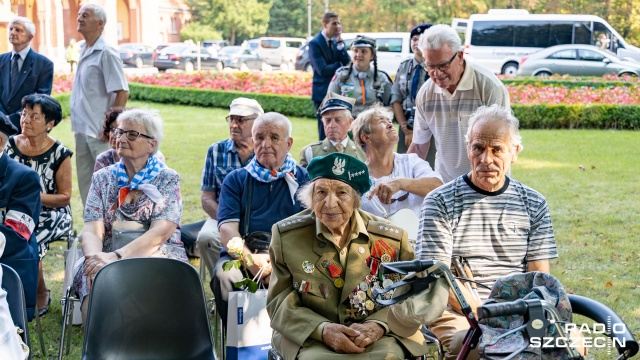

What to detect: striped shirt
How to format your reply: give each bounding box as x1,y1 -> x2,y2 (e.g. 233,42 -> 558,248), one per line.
200,139 -> 254,200
412,60 -> 510,183
418,175 -> 557,300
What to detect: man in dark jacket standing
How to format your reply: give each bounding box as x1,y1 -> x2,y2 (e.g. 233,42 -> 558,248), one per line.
308,12 -> 351,140
0,17 -> 53,132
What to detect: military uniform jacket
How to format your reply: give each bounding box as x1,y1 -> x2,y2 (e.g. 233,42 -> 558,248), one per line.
391,58 -> 429,111
267,208 -> 429,359
327,66 -> 392,118
298,138 -> 366,168
0,154 -> 41,320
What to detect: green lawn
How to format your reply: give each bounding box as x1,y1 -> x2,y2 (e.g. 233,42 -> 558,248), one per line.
31,101 -> 639,359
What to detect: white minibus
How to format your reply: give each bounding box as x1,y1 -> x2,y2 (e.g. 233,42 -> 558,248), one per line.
459,13 -> 640,75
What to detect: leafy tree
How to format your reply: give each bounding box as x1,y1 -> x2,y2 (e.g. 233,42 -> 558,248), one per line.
267,0 -> 308,38
186,0 -> 273,44
180,22 -> 223,42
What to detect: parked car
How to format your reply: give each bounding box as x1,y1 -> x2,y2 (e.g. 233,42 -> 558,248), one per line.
294,44 -> 312,72
517,44 -> 640,77
246,37 -> 306,70
218,46 -> 271,71
203,40 -> 230,52
153,44 -> 223,72
118,43 -> 155,68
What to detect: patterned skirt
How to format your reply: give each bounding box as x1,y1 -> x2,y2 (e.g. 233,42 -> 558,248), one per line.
35,209 -> 73,259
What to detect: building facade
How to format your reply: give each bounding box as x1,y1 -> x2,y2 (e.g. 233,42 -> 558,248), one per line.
0,0 -> 190,68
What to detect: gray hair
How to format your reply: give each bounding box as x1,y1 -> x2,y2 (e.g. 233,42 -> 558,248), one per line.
350,104 -> 394,150
419,24 -> 461,54
9,17 -> 36,36
465,104 -> 523,150
117,108 -> 164,154
253,112 -> 292,138
297,180 -> 363,209
81,3 -> 107,26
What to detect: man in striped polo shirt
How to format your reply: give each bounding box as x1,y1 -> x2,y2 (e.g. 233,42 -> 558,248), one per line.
408,24 -> 509,183
418,105 -> 558,359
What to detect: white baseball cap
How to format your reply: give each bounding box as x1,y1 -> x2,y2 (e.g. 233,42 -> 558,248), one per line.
228,98 -> 264,117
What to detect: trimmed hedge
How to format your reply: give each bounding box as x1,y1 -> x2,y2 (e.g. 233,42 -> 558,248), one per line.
128,83 -> 639,130
129,83 -> 317,118
53,93 -> 71,118
503,78 -> 637,88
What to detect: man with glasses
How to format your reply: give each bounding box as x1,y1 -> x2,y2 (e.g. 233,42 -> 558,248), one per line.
71,3 -> 129,206
298,92 -> 365,167
407,24 -> 509,183
196,98 -> 264,282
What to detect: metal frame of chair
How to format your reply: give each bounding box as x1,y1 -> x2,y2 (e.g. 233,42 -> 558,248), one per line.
57,227 -> 82,360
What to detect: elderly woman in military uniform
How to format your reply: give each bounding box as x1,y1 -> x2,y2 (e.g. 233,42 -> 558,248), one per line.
327,35 -> 392,118
351,104 -> 442,221
267,152 -> 430,359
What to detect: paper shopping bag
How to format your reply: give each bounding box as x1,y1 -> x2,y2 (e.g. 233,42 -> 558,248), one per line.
226,289 -> 272,360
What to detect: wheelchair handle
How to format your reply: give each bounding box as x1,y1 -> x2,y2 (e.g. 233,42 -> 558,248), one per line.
478,299 -> 529,320
379,259 -> 437,275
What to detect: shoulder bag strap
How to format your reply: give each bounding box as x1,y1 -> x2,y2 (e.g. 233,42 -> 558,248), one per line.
242,171 -> 253,237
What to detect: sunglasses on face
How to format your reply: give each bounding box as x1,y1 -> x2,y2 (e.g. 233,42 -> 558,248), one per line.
113,128 -> 154,141
225,116 -> 256,124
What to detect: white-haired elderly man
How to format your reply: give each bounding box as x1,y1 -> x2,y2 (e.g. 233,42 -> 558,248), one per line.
298,92 -> 366,167
0,16 -> 54,133
408,24 -> 510,184
211,112 -> 308,327
418,105 -> 558,359
72,3 -> 129,206
196,98 -> 264,280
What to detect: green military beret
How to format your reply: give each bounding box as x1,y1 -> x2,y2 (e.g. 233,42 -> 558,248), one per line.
307,153 -> 371,195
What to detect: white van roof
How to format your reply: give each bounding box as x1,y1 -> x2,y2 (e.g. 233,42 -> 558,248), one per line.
341,32 -> 409,39
469,13 -> 607,22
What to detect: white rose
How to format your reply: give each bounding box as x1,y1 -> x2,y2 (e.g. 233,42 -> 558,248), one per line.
227,236 -> 245,256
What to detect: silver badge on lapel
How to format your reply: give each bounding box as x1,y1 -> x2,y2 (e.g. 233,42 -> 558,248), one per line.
302,261 -> 315,274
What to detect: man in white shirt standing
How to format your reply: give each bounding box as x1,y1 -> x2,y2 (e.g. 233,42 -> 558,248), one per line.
71,3 -> 129,205
407,24 -> 509,183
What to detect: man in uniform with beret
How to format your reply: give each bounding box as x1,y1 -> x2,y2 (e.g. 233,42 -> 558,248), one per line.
0,111 -> 42,320
267,152 -> 432,359
391,24 -> 436,165
298,92 -> 366,167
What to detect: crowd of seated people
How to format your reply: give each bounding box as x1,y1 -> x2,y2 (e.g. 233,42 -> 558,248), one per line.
0,16 -> 589,359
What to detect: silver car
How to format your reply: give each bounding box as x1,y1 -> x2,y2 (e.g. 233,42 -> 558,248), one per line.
517,44 -> 640,77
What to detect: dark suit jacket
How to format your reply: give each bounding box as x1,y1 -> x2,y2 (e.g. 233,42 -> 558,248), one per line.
0,48 -> 54,132
308,32 -> 351,102
0,152 -> 41,320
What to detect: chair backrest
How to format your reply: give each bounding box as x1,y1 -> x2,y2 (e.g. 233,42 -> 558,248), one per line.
1,263 -> 30,348
82,258 -> 215,360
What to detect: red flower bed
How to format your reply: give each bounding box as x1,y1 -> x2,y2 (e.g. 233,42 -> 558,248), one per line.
129,72 -> 313,96
54,72 -> 640,105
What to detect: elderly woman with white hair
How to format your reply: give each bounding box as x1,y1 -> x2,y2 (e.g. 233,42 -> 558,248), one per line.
73,108 -> 185,323
351,104 -> 442,220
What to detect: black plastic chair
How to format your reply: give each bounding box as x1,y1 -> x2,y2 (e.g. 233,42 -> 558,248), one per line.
2,263 -> 31,359
569,294 -> 638,359
82,257 -> 215,359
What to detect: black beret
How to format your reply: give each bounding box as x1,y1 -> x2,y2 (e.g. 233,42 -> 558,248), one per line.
410,24 -> 432,38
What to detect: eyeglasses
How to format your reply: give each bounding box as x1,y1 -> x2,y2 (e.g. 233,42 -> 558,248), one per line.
20,112 -> 44,121
113,128 -> 154,141
225,115 -> 256,124
423,52 -> 458,73
389,192 -> 410,203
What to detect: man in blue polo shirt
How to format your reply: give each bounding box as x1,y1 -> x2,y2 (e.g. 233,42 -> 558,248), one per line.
197,98 -> 264,280
211,112 -> 308,326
